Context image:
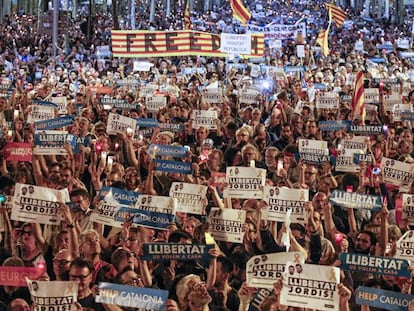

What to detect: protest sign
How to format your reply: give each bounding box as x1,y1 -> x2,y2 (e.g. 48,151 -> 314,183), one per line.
339,253 -> 411,277
364,88 -> 380,103
153,159 -> 193,174
381,157 -> 414,192
135,118 -> 158,128
132,195 -> 176,230
145,95 -> 167,112
147,144 -> 189,158
33,131 -> 75,155
263,187 -> 308,223
11,183 -> 69,225
115,78 -> 140,88
71,135 -> 91,154
27,279 -> 78,311
393,104 -> 411,122
298,139 -> 329,155
191,110 -> 218,130
349,125 -> 383,135
90,187 -> 140,227
3,142 -> 32,162
50,96 -> 68,115
353,153 -> 373,164
100,97 -> 137,110
133,61 -> 153,71
220,33 -> 252,54
402,194 -> 414,225
201,88 -> 223,104
400,111 -> 414,120
315,92 -> 339,109
34,115 -> 74,131
107,113 -> 137,136
335,149 -> 359,173
248,289 -> 273,311
223,166 -> 266,199
355,286 -> 414,311
140,83 -> 158,97
329,190 -> 382,211
208,207 -> 246,243
159,122 -> 184,133
318,120 -> 351,131
141,243 -> 212,261
27,105 -> 56,123
246,252 -> 305,288
169,182 -> 207,215
395,230 -> 414,262
295,153 -> 335,166
280,263 -> 340,311
111,30 -> 264,58
0,266 -> 45,287
97,282 -> 168,310
342,136 -> 368,153
239,88 -> 260,105
96,45 -> 111,58
88,86 -> 113,94
246,22 -> 306,40
383,93 -> 402,112
210,172 -> 226,194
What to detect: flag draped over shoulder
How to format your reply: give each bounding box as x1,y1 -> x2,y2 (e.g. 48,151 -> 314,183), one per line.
352,71 -> 366,123
230,0 -> 251,25
325,3 -> 346,27
184,0 -> 191,30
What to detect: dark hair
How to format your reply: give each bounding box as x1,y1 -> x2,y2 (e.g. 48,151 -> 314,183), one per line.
168,230 -> 192,243
217,256 -> 233,274
113,266 -> 135,284
69,257 -> 94,273
341,173 -> 359,192
70,188 -> 89,199
358,230 -> 377,246
229,250 -> 250,271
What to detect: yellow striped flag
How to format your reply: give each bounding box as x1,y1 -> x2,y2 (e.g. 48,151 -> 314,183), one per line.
230,0 -> 251,25
326,3 -> 346,27
184,0 -> 191,30
316,28 -> 329,57
352,71 -> 366,124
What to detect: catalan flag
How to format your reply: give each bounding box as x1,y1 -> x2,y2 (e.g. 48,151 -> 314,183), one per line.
352,71 -> 366,124
326,3 -> 346,27
316,28 -> 330,57
230,0 -> 251,25
184,0 -> 191,30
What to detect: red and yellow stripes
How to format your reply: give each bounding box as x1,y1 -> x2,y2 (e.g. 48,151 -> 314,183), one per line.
352,71 -> 366,124
326,3 -> 346,27
184,0 -> 191,30
230,0 -> 251,25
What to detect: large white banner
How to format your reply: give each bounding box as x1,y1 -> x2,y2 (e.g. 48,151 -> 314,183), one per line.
223,166 -> 266,199
208,207 -> 246,244
263,186 -> 308,223
281,263 -> 340,311
169,182 -> 208,215
11,183 -> 69,225
220,33 -> 252,54
246,252 -> 305,289
27,279 -> 78,311
246,22 -> 307,40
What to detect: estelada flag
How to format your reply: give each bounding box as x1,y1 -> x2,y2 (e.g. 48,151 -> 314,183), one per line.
230,0 -> 251,25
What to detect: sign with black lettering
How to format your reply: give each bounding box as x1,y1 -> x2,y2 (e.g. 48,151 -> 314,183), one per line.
107,113 -> 137,136
402,194 -> 414,225
169,182 -> 207,215
191,110 -> 218,130
396,230 -> 414,262
355,286 -> 414,311
223,166 -> 266,199
208,207 -> 246,243
381,157 -> 414,192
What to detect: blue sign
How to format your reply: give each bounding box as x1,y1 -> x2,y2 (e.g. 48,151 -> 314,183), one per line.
153,159 -> 193,174
141,243 -> 213,261
369,57 -> 387,63
71,136 -> 91,154
33,100 -> 58,109
339,253 -> 411,277
318,120 -> 351,131
132,209 -> 175,230
97,282 -> 168,310
353,153 -> 373,164
114,206 -> 136,223
34,132 -> 76,150
350,125 -> 383,135
99,186 -> 140,206
159,122 -> 184,133
283,66 -> 305,73
99,98 -> 138,110
330,190 -> 382,211
148,144 -> 189,158
400,111 -> 414,121
355,286 -> 414,311
135,118 -> 158,128
35,116 -> 74,131
313,83 -> 327,90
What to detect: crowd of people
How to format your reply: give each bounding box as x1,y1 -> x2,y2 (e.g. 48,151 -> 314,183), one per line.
0,0 -> 413,310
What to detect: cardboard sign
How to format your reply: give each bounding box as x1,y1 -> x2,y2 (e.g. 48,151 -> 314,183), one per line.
355,286 -> 414,311
395,230 -> 414,262
381,157 -> 414,192
169,182 -> 207,215
298,139 -> 329,155
208,207 -> 246,243
329,190 -> 382,211
223,166 -> 266,199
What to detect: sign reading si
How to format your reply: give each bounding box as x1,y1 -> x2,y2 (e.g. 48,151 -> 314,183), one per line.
111,30 -> 264,58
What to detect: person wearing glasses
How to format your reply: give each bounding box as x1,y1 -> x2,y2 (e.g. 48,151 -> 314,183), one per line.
52,249 -> 75,281
68,258 -> 105,311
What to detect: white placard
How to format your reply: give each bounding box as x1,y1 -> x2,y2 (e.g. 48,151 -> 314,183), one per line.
50,96 -> 68,115
364,88 -> 380,104
11,183 -> 69,225
201,88 -> 223,104
239,88 -> 260,105
335,149 -> 359,173
220,33 -> 252,54
381,157 -> 414,192
342,136 -> 368,152
133,61 -> 154,72
395,230 -> 414,262
281,263 -> 340,311
223,166 -> 266,199
298,139 -> 329,155
383,93 -> 401,112
208,207 -> 246,243
402,194 -> 414,225
315,92 -> 339,109
191,110 -> 218,130
107,113 -> 137,136
263,186 -> 309,223
140,83 -> 158,97
27,105 -> 55,123
392,103 -> 411,122
297,45 -> 305,58
169,182 -> 208,215
247,252 -> 305,289
145,96 -> 167,112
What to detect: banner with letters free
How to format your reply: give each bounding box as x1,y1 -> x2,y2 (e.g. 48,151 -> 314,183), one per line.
135,118 -> 158,128
349,125 -> 383,135
396,230 -> 414,262
339,253 -> 411,277
355,286 -> 414,311
26,279 -> 78,311
329,190 -> 382,211
141,243 -> 213,261
107,113 -> 137,136
96,282 -> 168,310
223,166 -> 266,199
100,97 -> 139,110
208,207 -> 246,244
111,30 -> 264,58
3,142 -> 32,162
381,157 -> 414,192
169,182 -> 207,215
263,186 -> 309,223
342,136 -> 368,153
295,153 -> 335,166
191,110 -> 218,130
402,194 -> 414,225
11,183 -> 69,225
280,263 -> 340,311
246,252 -> 305,289
298,139 -> 329,155
33,131 -> 75,155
